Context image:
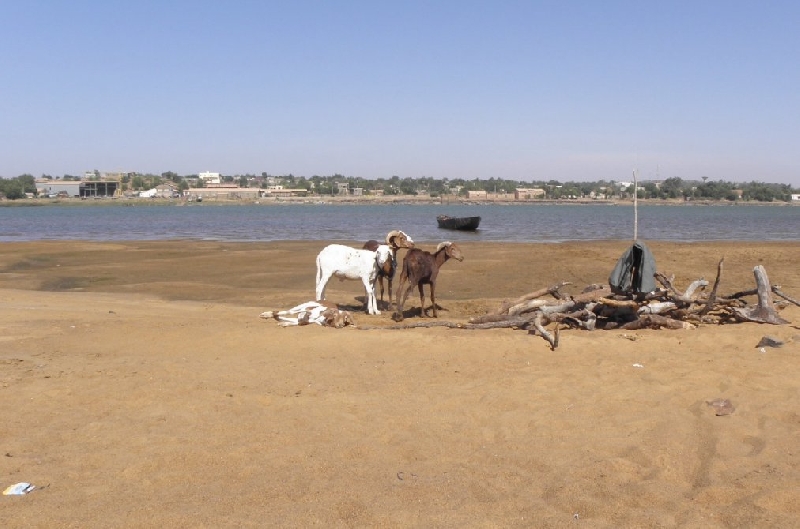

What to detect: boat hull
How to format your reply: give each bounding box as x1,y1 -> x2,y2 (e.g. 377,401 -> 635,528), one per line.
437,215 -> 481,231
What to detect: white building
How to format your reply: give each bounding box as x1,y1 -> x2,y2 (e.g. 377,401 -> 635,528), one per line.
198,171 -> 221,185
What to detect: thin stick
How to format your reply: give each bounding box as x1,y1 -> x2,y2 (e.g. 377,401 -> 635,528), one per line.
633,169 -> 638,241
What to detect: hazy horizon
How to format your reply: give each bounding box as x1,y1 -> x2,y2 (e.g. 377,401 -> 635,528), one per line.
2,2 -> 798,186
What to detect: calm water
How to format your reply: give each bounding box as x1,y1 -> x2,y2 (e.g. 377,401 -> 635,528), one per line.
0,202 -> 798,243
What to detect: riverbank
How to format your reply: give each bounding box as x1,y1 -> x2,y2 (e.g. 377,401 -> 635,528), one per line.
2,240 -> 799,526
2,194 -> 799,207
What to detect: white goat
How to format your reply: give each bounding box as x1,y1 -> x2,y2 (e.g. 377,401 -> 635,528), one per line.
260,301 -> 355,328
315,243 -> 392,315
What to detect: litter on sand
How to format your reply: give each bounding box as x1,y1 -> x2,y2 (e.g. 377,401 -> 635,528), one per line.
3,482 -> 36,495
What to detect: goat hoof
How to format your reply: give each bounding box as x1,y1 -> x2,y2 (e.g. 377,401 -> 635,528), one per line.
392,312 -> 403,322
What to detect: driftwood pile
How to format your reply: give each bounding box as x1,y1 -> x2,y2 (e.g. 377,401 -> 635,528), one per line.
362,260 -> 797,350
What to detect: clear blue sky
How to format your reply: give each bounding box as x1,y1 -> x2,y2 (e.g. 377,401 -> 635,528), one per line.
2,1 -> 798,185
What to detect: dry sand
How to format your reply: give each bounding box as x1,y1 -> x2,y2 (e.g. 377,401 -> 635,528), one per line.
1,240 -> 799,528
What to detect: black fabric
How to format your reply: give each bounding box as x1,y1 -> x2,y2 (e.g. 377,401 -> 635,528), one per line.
609,240 -> 657,295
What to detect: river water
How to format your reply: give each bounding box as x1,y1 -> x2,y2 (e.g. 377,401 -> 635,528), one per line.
1,202 -> 798,243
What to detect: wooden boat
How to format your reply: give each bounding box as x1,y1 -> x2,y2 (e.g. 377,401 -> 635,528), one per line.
437,215 -> 481,231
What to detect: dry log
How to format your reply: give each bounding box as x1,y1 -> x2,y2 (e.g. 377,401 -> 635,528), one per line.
684,279 -> 709,300
598,297 -> 640,309
772,286 -> 800,308
468,313 -> 517,324
732,265 -> 789,325
724,288 -> 758,300
655,272 -> 709,304
356,321 -> 463,330
362,267 -> 792,346
539,300 -> 576,316
698,258 -> 724,316
638,301 -> 677,315
530,313 -> 559,350
619,314 -> 696,330
570,285 -> 612,303
549,308 -> 597,330
467,319 -> 534,330
655,272 -> 676,291
361,312 -> 541,331
490,281 -> 570,315
507,298 -> 551,316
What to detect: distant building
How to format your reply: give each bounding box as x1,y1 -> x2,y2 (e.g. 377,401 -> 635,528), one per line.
336,182 -> 349,195
191,184 -> 260,200
261,188 -> 308,198
37,181 -> 81,197
467,190 -> 487,199
155,183 -> 178,198
792,194 -> 800,201
198,171 -> 221,185
515,188 -> 546,200
36,180 -> 119,198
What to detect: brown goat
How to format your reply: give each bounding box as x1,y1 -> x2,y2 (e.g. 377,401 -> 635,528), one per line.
392,241 -> 464,321
363,230 -> 415,309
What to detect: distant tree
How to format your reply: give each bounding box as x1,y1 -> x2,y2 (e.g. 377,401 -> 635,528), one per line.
696,180 -> 733,200
178,180 -> 189,192
659,177 -> 684,199
162,171 -> 180,184
642,182 -> 659,199
238,175 -> 248,187
17,174 -> 36,194
0,178 -> 25,199
398,177 -> 417,195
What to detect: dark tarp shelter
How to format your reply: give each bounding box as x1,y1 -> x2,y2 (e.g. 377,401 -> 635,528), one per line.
609,240 -> 657,295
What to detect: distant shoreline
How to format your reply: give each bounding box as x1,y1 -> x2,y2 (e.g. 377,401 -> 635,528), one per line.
2,195 -> 797,208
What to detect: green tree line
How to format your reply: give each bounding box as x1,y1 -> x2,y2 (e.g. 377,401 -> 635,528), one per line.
1,172 -> 797,202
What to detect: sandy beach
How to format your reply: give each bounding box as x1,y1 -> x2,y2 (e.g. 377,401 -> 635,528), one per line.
1,240 -> 799,527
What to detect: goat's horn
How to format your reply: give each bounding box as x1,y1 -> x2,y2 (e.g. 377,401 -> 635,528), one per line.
385,230 -> 402,244
436,241 -> 452,252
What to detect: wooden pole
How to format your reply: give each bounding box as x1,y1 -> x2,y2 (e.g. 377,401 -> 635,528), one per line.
633,169 -> 638,241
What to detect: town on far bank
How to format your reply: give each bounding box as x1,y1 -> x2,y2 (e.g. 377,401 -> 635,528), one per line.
0,170 -> 798,204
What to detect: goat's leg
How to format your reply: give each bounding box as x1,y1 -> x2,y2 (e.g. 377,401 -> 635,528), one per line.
387,278 -> 393,311
418,284 -> 426,317
394,283 -> 414,321
316,273 -> 331,301
430,282 -> 437,318
362,277 -> 380,315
